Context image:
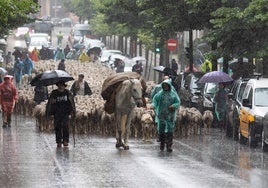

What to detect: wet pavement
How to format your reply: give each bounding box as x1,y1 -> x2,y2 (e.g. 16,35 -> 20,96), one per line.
1,115 -> 268,188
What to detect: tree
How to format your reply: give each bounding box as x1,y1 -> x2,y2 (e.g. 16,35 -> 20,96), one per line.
0,0 -> 39,37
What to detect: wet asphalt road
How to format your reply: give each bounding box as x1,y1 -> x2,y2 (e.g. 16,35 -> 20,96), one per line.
1,115 -> 268,188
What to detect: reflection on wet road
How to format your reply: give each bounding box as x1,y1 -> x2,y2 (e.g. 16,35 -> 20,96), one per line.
0,116 -> 268,188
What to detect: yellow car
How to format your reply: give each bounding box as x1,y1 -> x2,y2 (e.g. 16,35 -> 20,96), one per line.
239,77 -> 268,150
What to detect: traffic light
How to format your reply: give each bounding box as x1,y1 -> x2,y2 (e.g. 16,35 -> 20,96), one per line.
155,44 -> 161,53
185,47 -> 190,59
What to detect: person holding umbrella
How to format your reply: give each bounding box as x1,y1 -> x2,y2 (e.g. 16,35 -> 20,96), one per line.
213,82 -> 228,130
0,75 -> 18,127
45,80 -> 76,147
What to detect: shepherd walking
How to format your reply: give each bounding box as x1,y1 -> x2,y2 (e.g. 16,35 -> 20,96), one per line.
0,75 -> 18,127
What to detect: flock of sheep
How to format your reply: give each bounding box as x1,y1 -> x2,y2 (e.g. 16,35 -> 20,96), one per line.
12,60 -> 214,141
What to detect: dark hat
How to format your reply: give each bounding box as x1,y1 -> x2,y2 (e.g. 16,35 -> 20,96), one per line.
56,80 -> 67,87
78,74 -> 84,78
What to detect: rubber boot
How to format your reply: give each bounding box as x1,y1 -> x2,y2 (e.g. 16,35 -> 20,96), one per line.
166,132 -> 173,152
159,133 -> 165,151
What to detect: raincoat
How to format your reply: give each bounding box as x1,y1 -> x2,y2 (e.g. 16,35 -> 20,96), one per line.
13,58 -> 24,86
213,84 -> 228,122
0,75 -> 18,126
54,48 -> 65,61
29,48 -> 39,62
78,52 -> 91,62
23,55 -> 34,75
152,79 -> 180,134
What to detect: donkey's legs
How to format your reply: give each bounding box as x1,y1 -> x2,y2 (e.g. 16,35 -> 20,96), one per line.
124,112 -> 133,150
115,113 -> 123,148
120,114 -> 129,150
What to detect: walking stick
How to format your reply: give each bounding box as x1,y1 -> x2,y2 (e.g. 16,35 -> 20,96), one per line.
71,116 -> 75,147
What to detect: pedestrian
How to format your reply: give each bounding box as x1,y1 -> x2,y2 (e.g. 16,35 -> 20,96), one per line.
115,59 -> 125,73
70,74 -> 92,96
29,47 -> 39,62
171,59 -> 178,73
13,57 -> 24,89
66,49 -> 76,60
0,75 -> 18,127
132,60 -> 143,75
57,59 -> 66,71
23,54 -> 34,75
213,82 -> 228,130
5,51 -> 13,66
34,85 -> 48,104
54,48 -> 65,61
12,48 -> 22,62
78,51 -> 91,63
150,75 -> 176,142
151,79 -> 180,152
64,44 -> 71,57
57,31 -> 63,47
39,46 -> 48,60
45,80 -> 76,148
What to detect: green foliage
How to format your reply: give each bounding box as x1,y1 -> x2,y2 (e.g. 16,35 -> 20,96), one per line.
0,0 -> 39,37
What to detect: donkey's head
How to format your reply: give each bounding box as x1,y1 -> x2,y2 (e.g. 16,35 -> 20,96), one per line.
129,78 -> 143,107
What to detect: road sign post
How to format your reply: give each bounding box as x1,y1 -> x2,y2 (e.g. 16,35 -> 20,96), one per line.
166,38 -> 178,51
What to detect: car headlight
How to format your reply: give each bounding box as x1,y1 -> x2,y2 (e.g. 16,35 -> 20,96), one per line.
203,97 -> 213,108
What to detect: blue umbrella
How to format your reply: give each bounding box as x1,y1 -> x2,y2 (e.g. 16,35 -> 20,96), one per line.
198,71 -> 233,83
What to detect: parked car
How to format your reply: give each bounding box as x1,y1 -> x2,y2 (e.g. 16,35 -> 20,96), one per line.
100,50 -> 123,67
202,82 -> 217,111
239,77 -> 268,150
28,37 -> 50,52
14,27 -> 30,39
225,78 -> 249,139
29,33 -> 50,43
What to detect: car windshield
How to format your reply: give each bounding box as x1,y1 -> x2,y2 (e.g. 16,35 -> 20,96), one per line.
30,40 -> 48,47
255,88 -> 268,106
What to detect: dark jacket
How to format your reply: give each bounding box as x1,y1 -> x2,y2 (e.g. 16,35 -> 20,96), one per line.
70,80 -> 92,96
34,86 -> 48,104
45,89 -> 76,117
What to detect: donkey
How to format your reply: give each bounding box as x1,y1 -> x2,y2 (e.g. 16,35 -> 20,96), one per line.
114,78 -> 143,150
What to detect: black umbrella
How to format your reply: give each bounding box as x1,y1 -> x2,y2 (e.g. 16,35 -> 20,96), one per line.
30,70 -> 74,86
153,66 -> 177,76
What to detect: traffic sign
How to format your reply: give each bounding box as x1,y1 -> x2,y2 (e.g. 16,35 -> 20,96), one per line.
166,38 -> 178,51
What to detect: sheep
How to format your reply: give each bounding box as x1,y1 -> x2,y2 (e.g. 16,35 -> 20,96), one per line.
141,112 -> 155,142
202,110 -> 214,134
188,107 -> 203,135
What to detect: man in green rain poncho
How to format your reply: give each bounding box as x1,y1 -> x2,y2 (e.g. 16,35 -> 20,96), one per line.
151,79 -> 180,152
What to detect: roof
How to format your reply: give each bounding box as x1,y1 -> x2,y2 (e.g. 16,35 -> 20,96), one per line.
247,78 -> 268,88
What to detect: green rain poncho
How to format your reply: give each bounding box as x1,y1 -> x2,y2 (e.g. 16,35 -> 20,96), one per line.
152,79 -> 180,134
